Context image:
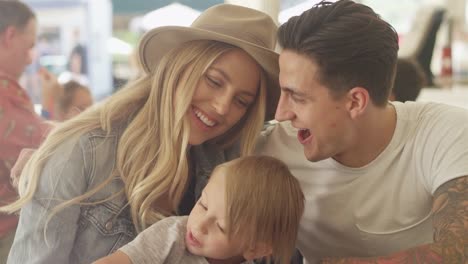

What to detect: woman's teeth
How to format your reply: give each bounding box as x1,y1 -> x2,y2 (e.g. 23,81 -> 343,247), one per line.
195,110 -> 216,127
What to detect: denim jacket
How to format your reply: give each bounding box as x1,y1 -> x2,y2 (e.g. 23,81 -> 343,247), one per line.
7,125 -> 238,264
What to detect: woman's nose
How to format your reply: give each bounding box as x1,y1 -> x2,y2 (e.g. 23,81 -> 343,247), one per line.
212,93 -> 231,116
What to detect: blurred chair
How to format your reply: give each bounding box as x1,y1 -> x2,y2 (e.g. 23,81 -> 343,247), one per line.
398,6 -> 446,86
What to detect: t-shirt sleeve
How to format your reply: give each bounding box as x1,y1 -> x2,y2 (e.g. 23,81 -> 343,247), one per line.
420,105 -> 468,194
119,216 -> 188,264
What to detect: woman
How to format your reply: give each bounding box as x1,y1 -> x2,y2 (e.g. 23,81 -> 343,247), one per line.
1,4 -> 279,263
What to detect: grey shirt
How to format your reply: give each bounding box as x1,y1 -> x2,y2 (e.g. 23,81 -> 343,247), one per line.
120,216 -> 206,264
120,216 -> 254,264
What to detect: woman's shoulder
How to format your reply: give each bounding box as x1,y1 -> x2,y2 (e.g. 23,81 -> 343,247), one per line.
82,123 -> 126,142
44,123 -> 126,193
70,123 -> 126,158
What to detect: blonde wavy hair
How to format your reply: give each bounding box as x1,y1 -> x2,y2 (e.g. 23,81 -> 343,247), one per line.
1,40 -> 267,233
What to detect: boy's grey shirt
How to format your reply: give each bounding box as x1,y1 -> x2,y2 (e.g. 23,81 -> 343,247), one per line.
121,216 -> 254,264
121,216 -> 203,263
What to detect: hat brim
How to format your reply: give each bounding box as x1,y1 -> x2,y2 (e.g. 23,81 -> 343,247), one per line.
139,26 -> 279,121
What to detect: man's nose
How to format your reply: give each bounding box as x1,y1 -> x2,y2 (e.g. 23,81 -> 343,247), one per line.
275,93 -> 295,121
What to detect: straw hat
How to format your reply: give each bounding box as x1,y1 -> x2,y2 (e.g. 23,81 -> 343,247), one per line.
138,4 -> 279,121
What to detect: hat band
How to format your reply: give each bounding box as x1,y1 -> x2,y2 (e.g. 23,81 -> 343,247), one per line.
196,24 -> 271,49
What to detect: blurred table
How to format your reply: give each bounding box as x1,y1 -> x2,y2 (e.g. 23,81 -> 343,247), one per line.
417,86 -> 468,109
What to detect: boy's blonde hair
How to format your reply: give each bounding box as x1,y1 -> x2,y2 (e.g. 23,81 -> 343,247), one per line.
1,40 -> 267,234
218,155 -> 304,264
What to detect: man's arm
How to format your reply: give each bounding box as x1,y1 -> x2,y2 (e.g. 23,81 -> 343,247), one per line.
323,176 -> 467,264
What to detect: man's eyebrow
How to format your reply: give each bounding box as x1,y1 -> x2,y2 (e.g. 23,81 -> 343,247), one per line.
281,86 -> 307,97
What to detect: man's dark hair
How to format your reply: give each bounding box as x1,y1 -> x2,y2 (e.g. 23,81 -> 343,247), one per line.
278,0 -> 399,106
0,0 -> 36,33
392,58 -> 427,102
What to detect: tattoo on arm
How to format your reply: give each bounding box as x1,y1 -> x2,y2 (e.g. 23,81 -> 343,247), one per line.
431,176 -> 467,263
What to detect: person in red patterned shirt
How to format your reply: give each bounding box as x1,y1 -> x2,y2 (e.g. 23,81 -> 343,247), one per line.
0,1 -> 53,261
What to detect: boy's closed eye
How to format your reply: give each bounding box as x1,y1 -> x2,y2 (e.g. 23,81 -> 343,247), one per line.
197,200 -> 226,233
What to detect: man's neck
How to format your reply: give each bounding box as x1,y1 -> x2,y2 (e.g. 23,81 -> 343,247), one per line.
333,103 -> 397,168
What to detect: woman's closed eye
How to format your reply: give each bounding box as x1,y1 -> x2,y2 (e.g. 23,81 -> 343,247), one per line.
235,96 -> 250,108
206,75 -> 222,87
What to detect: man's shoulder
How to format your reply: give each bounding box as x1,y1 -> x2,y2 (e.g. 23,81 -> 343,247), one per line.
395,101 -> 468,117
394,101 -> 468,131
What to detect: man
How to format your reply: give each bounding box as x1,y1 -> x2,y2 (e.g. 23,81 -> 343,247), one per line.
256,0 -> 467,263
0,1 -> 53,261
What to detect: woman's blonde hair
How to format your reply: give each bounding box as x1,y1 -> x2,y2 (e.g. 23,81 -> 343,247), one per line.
1,40 -> 268,233
218,156 -> 305,264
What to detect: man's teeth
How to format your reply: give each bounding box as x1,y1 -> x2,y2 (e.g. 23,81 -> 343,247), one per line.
195,110 -> 216,127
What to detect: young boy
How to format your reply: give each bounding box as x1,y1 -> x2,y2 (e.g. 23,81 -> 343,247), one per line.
94,156 -> 304,264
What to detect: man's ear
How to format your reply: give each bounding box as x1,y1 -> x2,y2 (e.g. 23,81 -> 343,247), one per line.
345,86 -> 369,119
243,243 -> 273,261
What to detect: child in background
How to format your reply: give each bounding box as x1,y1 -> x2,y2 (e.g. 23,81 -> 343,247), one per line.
389,58 -> 427,102
55,80 -> 93,121
95,156 -> 305,264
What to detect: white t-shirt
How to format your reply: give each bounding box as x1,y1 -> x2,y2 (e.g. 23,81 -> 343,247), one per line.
256,102 -> 468,264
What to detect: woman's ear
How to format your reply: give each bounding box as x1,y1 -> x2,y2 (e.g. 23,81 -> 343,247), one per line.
242,243 -> 272,261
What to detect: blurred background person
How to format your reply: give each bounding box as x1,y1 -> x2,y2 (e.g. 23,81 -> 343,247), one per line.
0,1 -> 54,262
390,58 -> 428,102
55,80 -> 93,121
58,28 -> 89,85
